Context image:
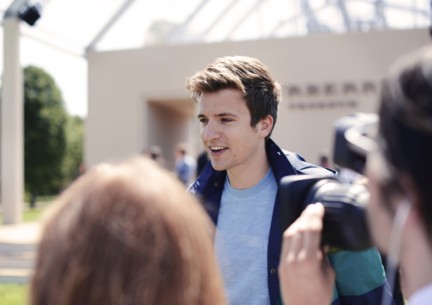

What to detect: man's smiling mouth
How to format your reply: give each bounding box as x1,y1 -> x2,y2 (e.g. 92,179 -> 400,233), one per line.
209,146 -> 228,153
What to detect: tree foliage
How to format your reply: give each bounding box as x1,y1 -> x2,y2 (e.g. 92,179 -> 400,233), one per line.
62,115 -> 84,183
24,65 -> 83,203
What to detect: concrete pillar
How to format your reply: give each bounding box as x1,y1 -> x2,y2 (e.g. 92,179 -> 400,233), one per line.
1,18 -> 23,224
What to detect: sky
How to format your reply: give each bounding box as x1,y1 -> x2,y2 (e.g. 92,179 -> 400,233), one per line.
22,34 -> 88,117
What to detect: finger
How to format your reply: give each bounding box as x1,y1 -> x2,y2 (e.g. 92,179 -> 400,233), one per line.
302,231 -> 322,260
301,202 -> 325,219
281,203 -> 324,262
282,216 -> 303,257
322,255 -> 336,282
288,229 -> 303,261
300,204 -> 325,258
283,222 -> 303,262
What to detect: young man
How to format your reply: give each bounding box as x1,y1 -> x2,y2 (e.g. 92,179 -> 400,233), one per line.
187,56 -> 394,305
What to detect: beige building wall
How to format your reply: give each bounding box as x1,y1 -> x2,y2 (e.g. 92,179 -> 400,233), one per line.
86,28 -> 430,169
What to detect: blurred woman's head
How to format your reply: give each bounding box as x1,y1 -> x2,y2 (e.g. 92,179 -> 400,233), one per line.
30,157 -> 226,305
366,47 -> 432,255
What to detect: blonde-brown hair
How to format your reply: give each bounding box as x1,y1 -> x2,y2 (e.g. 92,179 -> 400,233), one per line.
30,157 -> 226,305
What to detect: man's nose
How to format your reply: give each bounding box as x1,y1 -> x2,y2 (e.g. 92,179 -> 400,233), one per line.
202,121 -> 220,141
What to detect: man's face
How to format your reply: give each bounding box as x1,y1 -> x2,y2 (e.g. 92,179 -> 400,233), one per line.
197,89 -> 266,174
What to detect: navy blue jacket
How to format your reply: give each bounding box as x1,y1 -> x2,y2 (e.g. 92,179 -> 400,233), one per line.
189,138 -> 393,305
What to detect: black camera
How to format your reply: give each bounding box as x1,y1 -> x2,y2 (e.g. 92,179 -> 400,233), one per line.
280,113 -> 378,251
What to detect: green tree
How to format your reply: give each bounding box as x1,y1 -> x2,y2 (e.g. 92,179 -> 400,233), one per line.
24,65 -> 68,207
62,115 -> 84,184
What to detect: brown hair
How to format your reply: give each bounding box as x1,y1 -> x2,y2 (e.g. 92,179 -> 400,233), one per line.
30,157 -> 226,305
186,56 -> 282,138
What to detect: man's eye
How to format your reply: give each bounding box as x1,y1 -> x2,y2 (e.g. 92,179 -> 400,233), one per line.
199,118 -> 208,125
221,118 -> 233,123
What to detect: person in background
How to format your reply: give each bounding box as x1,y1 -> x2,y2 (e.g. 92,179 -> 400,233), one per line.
174,142 -> 197,186
319,154 -> 331,169
186,55 -> 393,305
142,145 -> 166,167
279,46 -> 432,305
30,157 -> 227,305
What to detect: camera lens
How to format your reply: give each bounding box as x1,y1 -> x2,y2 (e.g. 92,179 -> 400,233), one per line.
280,175 -> 372,251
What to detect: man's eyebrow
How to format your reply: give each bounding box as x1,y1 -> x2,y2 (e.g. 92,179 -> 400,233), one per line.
197,113 -> 238,119
216,113 -> 238,118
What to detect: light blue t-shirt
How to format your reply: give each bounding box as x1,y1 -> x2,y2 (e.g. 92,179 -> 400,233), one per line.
215,168 -> 277,305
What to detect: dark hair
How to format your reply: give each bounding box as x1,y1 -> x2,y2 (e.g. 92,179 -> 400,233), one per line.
30,157 -> 226,305
149,145 -> 163,159
186,56 -> 282,138
378,47 -> 432,238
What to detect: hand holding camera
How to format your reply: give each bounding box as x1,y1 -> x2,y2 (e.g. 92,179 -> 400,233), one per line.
279,203 -> 335,305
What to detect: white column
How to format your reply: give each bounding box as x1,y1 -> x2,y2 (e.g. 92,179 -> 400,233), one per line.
1,18 -> 23,224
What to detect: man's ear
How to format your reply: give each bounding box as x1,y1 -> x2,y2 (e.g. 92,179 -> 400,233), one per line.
257,115 -> 274,138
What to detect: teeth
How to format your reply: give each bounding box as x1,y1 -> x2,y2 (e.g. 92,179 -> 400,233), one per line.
210,146 -> 225,151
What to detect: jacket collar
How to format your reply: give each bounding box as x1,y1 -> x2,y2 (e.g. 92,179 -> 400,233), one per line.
189,138 -> 297,198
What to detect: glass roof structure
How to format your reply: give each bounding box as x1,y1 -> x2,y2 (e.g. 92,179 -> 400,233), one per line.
1,0 -> 430,54
0,0 -> 430,117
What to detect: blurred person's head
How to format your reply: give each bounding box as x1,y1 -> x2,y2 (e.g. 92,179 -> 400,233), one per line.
174,142 -> 188,160
149,145 -> 163,160
366,46 -> 432,294
319,154 -> 330,168
142,145 -> 166,167
186,56 -> 281,139
30,157 -> 226,305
